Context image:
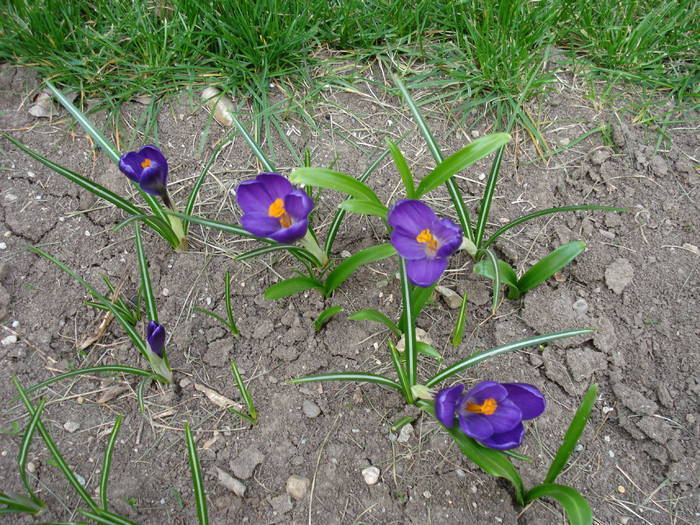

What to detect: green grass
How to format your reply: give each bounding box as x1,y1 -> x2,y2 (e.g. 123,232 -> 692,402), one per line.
0,0 -> 696,137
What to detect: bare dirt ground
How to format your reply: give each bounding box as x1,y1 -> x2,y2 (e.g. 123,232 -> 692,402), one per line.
1,64 -> 698,524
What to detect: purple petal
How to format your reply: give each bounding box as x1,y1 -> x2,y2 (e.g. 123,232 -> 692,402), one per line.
255,173 -> 292,200
146,321 -> 166,358
434,384 -> 464,428
284,190 -> 313,220
458,413 -> 494,441
241,213 -> 281,237
479,423 -> 526,450
118,151 -> 145,182
433,218 -> 462,258
269,219 -> 308,243
464,381 -> 509,403
391,229 -> 428,260
387,200 -> 437,235
503,383 -> 546,420
140,145 -> 167,169
488,398 -> 523,433
237,179 -> 276,214
138,165 -> 168,196
405,256 -> 447,287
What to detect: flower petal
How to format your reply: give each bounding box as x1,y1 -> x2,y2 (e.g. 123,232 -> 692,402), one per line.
284,190 -> 313,220
464,381 -> 509,403
479,423 -> 526,450
140,145 -> 167,169
503,383 -> 546,420
434,384 -> 464,428
241,213 -> 281,237
458,413 -> 494,441
387,199 -> 437,236
270,219 -> 308,243
237,179 -> 276,214
391,229 -> 428,259
118,151 -> 144,182
406,256 -> 447,287
255,173 -> 292,200
146,321 -> 166,358
488,398 -> 523,433
433,218 -> 462,258
138,165 -> 168,196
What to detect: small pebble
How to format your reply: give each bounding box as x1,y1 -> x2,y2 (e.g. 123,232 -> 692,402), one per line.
75,473 -> 86,486
423,490 -> 431,499
397,424 -> 414,443
362,466 -> 380,486
302,400 -> 321,418
4,194 -> 17,202
1,335 -> 17,346
64,421 -> 80,433
286,475 -> 310,500
340,250 -> 351,258
162,288 -> 170,297
572,298 -> 588,314
26,461 -> 36,473
617,485 -> 626,494
0,242 -> 6,249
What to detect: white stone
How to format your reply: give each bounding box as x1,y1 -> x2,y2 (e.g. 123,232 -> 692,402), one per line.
63,421 -> 80,433
1,335 -> 17,345
286,475 -> 310,500
362,466 -> 380,486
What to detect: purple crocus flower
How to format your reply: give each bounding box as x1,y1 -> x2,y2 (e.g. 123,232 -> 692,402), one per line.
146,321 -> 166,358
435,381 -> 546,450
236,173 -> 313,243
387,199 -> 462,287
119,145 -> 171,206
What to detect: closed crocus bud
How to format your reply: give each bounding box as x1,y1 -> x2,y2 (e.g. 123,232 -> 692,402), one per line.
119,145 -> 171,206
146,321 -> 166,358
435,381 -> 546,450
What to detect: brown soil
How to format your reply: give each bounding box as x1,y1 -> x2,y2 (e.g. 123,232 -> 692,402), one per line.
1,64 -> 698,525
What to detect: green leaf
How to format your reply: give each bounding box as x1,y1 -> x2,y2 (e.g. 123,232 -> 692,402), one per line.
388,341 -> 411,402
338,198 -> 389,218
184,424 -> 209,525
226,108 -> 275,172
264,277 -> 324,300
484,248 -> 503,313
134,224 -> 158,323
290,168 -> 382,205
387,139 -> 416,199
235,243 -> 321,267
525,484 -> 592,525
398,283 -> 435,333
290,372 -> 401,391
18,399 -> 45,508
474,146 -> 506,249
545,384 -> 599,485
230,360 -> 256,422
415,342 -> 441,359
416,133 -> 511,197
450,292 -> 469,347
314,306 -> 343,332
474,257 -> 520,300
349,309 -> 401,337
426,329 -> 594,387
223,271 -> 239,336
324,244 -> 396,295
517,241 -> 586,293
100,415 -> 123,510
23,365 -> 158,396
78,508 -> 139,525
419,400 -> 524,505
399,258 -> 417,388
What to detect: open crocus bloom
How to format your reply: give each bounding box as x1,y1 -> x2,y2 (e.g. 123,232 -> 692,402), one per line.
236,173 -> 313,243
435,381 -> 546,450
388,199 -> 462,287
146,321 -> 166,358
119,145 -> 169,200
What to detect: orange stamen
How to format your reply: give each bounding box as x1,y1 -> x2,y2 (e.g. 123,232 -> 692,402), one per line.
466,398 -> 498,415
268,198 -> 292,228
141,158 -> 152,168
416,229 -> 438,253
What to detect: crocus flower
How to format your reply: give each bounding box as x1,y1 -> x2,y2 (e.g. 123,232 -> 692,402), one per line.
435,381 -> 546,450
388,199 -> 462,287
119,145 -> 171,206
236,172 -> 313,243
146,321 -> 166,358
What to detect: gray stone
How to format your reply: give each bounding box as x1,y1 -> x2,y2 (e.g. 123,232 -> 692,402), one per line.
230,446 -> 263,479
566,348 -> 607,382
397,423 -> 414,443
635,416 -> 675,444
435,286 -> 462,309
302,400 -> 321,418
612,382 -> 658,415
286,475 -> 310,500
203,339 -> 230,367
216,467 -> 246,497
268,494 -> 293,515
64,421 -> 80,433
0,284 -> 9,321
605,258 -> 634,295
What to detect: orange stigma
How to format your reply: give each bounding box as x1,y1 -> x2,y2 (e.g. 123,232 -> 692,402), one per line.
268,198 -> 292,228
465,398 -> 498,415
416,229 -> 438,253
141,158 -> 152,168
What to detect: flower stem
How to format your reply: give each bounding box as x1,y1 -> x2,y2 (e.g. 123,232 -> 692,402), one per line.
162,193 -> 188,251
299,230 -> 329,267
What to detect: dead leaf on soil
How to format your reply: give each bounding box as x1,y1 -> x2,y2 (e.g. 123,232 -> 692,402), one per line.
96,384 -> 130,404
28,91 -> 57,118
194,382 -> 243,411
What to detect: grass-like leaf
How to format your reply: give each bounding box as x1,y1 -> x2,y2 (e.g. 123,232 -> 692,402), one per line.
398,283 -> 435,333
474,146 -> 506,249
223,271 -> 239,336
387,139 -> 416,199
314,305 -> 343,332
290,167 -> 383,205
525,484 -> 592,525
484,248 -> 502,313
235,243 -> 321,267
291,372 -> 401,391
474,257 -> 519,300
18,399 -> 46,509
134,224 -> 158,322
226,107 -> 275,172
399,258 -> 417,388
100,415 -> 123,510
419,400 -> 525,505
415,133 -> 510,197
388,341 -> 411,402
264,276 -> 324,300
426,329 -> 594,387
0,492 -> 42,514
450,291 -> 469,347
78,508 -> 140,524
545,384 -> 599,485
23,365 -> 159,396
184,424 -> 209,525
229,360 -> 256,423
337,198 -> 389,218
323,243 -> 396,295
348,309 -> 401,337
517,241 -> 585,294
13,378 -> 100,513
